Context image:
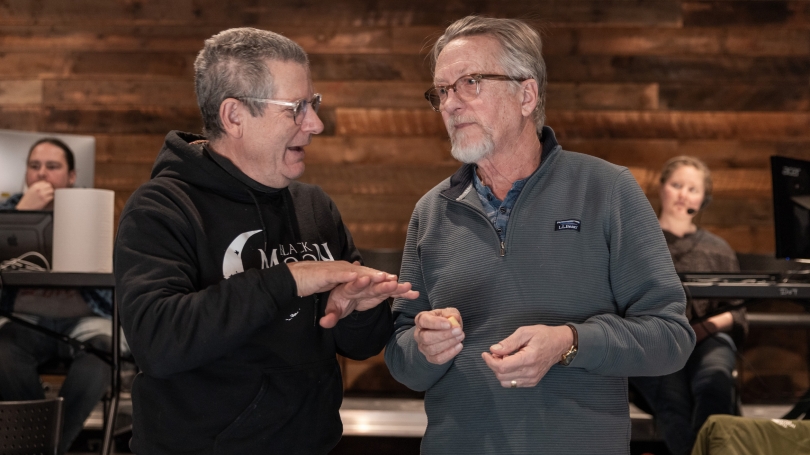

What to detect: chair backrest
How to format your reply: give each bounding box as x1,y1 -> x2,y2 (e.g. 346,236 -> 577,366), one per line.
0,397 -> 64,455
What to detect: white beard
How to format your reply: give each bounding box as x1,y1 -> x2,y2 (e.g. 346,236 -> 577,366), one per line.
448,122 -> 495,164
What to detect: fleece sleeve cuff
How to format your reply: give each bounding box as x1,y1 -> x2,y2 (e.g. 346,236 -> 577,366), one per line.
568,322 -> 608,371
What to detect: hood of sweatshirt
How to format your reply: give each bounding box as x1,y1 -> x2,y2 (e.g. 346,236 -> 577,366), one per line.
151,130 -> 284,204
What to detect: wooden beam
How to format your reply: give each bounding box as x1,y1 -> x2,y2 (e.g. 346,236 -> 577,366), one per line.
545,55 -> 810,83
0,80 -> 42,105
309,54 -> 431,82
94,134 -> 165,164
549,110 -> 810,140
547,27 -> 810,57
335,108 -> 445,136
547,83 -> 659,110
0,106 -> 42,131
41,106 -> 202,134
298,164 -> 457,196
43,80 -> 196,107
306,136 -> 454,165
563,139 -> 810,170
683,1 -> 810,29
659,84 -> 810,111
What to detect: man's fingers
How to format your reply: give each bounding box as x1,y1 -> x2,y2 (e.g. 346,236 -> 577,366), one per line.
420,333 -> 464,357
482,350 -> 525,375
489,328 -> 530,356
319,311 -> 340,329
343,275 -> 373,293
392,289 -> 420,300
429,343 -> 463,364
416,312 -> 457,330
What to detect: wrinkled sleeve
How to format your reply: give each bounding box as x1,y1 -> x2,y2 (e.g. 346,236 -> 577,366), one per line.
384,209 -> 453,391
569,169 -> 696,376
114,190 -> 299,379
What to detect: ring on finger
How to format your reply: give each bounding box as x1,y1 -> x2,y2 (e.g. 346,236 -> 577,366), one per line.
510,380 -> 517,389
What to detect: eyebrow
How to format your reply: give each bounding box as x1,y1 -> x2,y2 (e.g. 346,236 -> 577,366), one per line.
28,160 -> 64,166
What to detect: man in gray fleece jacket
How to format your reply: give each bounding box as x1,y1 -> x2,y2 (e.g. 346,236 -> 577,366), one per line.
384,16 -> 696,455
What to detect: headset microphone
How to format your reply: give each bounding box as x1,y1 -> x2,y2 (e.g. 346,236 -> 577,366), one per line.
686,208 -> 697,215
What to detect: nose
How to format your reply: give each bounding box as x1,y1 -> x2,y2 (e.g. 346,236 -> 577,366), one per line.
441,88 -> 465,114
301,107 -> 324,135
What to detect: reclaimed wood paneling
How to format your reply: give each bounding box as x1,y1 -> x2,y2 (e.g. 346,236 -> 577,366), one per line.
0,81 -> 42,105
0,0 -> 803,256
563,139 -> 810,170
0,0 -> 682,27
309,54 -> 431,81
682,1 -> 810,28
334,108 -> 445,136
306,136 -> 454,164
42,106 -> 202,134
94,134 -> 165,164
659,84 -> 810,111
43,80 -> 197,107
299,164 -> 456,196
550,27 -> 810,56
549,111 -> 810,140
545,55 -> 810,83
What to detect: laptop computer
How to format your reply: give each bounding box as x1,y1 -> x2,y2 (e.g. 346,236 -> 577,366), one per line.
0,210 -> 53,270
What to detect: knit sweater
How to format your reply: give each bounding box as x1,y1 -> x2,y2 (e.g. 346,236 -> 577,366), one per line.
385,127 -> 695,455
664,228 -> 747,347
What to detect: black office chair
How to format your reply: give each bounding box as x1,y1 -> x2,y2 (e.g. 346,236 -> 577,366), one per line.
0,397 -> 64,455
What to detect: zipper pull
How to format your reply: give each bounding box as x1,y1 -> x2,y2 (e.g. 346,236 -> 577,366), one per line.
500,241 -> 506,257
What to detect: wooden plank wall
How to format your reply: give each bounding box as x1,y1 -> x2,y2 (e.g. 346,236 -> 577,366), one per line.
1,1 -> 809,254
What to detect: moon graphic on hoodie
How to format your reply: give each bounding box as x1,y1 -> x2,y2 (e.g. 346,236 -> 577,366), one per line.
222,229 -> 262,279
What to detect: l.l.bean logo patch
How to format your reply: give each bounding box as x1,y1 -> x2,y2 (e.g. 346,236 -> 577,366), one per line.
555,219 -> 581,232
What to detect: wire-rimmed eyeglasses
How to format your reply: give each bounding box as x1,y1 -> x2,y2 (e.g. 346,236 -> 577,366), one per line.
424,74 -> 528,112
237,93 -> 322,125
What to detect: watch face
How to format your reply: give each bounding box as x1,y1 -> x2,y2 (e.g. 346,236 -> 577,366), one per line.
560,347 -> 577,366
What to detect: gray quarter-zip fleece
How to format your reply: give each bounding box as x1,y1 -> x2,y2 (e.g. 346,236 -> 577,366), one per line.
385,126 -> 695,455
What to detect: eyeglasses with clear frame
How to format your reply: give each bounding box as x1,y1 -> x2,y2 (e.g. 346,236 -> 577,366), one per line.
237,93 -> 322,125
424,74 -> 528,112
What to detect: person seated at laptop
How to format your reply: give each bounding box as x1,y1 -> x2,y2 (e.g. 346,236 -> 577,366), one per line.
0,137 -> 113,454
0,138 -> 76,211
629,156 -> 748,455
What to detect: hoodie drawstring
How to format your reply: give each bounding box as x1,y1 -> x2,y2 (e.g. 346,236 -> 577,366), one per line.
246,189 -> 268,252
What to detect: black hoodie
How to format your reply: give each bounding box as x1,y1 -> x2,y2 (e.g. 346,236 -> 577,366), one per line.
114,131 -> 393,454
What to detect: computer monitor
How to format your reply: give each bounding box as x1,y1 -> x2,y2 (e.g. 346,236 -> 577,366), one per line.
0,210 -> 53,267
771,156 -> 810,260
0,129 -> 95,203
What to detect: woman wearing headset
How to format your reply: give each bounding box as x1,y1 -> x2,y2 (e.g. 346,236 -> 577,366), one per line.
630,156 -> 747,455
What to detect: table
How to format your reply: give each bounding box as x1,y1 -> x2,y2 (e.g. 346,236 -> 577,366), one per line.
0,271 -> 119,455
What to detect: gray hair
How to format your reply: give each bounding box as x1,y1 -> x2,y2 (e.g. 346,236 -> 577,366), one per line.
194,27 -> 309,139
431,16 -> 547,133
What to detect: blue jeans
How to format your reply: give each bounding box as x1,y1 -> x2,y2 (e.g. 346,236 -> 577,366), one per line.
0,317 -> 111,455
630,332 -> 737,455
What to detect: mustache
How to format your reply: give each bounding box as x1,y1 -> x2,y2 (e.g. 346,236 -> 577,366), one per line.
446,116 -> 478,132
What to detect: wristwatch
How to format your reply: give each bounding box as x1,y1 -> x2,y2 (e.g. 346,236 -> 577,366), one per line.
559,324 -> 578,366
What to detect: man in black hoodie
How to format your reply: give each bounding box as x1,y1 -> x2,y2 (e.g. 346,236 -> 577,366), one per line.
113,28 -> 417,454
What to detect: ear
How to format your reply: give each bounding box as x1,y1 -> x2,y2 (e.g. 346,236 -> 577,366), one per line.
219,98 -> 245,139
519,79 -> 539,118
67,169 -> 76,187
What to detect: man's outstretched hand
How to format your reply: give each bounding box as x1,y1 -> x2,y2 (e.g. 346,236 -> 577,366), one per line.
286,260 -> 418,329
320,262 -> 418,328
